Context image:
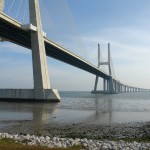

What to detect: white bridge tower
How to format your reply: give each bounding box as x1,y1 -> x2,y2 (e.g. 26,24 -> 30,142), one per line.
0,0 -> 60,101
92,43 -> 115,94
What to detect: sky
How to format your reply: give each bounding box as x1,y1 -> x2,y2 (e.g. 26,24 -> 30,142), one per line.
1,0 -> 150,91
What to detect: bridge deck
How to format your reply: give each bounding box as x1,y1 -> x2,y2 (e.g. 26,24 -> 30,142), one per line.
0,12 -> 110,79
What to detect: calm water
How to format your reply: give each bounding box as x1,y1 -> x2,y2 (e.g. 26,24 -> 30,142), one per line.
0,91 -> 150,128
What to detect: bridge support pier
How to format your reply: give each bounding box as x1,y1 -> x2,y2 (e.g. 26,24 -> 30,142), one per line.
103,79 -> 106,91
114,80 -> 117,92
120,85 -> 122,92
108,76 -> 115,93
0,0 -> 60,102
29,0 -> 60,101
107,80 -> 109,92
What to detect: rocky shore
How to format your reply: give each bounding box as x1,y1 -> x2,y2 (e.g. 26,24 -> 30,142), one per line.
0,121 -> 150,149
0,132 -> 150,150
1,121 -> 150,140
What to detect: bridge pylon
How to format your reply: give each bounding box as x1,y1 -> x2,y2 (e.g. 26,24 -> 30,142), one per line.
29,0 -> 60,101
91,43 -> 117,94
0,0 -> 60,102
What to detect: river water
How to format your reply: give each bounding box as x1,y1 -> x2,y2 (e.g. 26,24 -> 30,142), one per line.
0,91 -> 150,128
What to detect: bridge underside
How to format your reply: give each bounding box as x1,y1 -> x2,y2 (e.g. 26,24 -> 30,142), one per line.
0,13 -> 109,79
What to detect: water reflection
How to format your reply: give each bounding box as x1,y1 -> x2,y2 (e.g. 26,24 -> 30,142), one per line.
0,92 -> 150,127
0,102 -> 58,124
80,96 -> 113,125
32,103 -> 58,124
58,92 -> 150,124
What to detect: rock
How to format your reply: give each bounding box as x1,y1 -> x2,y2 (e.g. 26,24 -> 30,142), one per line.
56,141 -> 62,147
52,137 -> 57,141
13,134 -> 19,140
45,136 -> 50,141
25,134 -> 30,140
0,132 -> 149,149
83,143 -> 88,147
39,136 -> 45,142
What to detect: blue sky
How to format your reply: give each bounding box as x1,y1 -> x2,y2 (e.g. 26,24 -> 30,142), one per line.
1,0 -> 150,91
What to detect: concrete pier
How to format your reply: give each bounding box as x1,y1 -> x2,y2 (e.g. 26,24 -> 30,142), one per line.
0,89 -> 60,102
0,0 -> 60,102
103,79 -> 106,91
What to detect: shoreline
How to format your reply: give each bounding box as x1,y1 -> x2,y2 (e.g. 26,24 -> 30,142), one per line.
0,132 -> 150,149
0,121 -> 150,140
0,121 -> 150,149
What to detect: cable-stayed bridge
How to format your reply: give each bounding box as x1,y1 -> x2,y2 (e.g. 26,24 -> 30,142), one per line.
0,0 -> 149,102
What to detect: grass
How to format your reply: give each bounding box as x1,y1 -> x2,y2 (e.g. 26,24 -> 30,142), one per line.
0,138 -> 85,150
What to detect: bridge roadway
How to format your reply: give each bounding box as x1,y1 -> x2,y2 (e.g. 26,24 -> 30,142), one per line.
0,12 -> 110,79
0,12 -> 147,92
0,13 -> 109,79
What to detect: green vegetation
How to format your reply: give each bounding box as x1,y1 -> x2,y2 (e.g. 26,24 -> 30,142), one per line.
0,138 -> 85,150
